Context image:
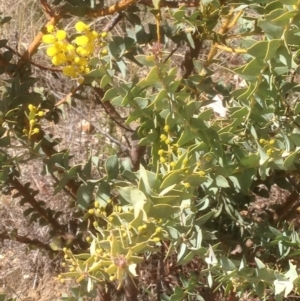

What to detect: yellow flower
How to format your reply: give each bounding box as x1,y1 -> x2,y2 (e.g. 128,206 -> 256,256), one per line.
160,157 -> 166,163
76,46 -> 89,57
100,48 -> 108,56
183,182 -> 190,188
155,227 -> 162,233
269,139 -> 275,145
163,125 -> 170,132
46,25 -> 55,33
31,128 -> 40,134
267,149 -> 273,156
66,51 -> 76,62
42,34 -> 56,44
86,43 -> 94,53
62,66 -> 77,78
46,46 -> 58,57
52,53 -> 67,66
75,35 -> 89,46
86,30 -> 98,42
54,41 -> 68,52
158,149 -> 165,156
160,134 -> 167,141
56,30 -> 67,41
101,32 -> 108,38
28,104 -> 36,112
198,170 -> 206,176
170,161 -> 176,167
37,111 -> 44,117
259,139 -> 266,144
74,57 -> 87,66
67,44 -> 75,52
165,138 -> 171,144
75,21 -> 90,32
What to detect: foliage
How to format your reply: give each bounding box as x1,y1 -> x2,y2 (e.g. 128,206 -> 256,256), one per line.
2,0 -> 300,300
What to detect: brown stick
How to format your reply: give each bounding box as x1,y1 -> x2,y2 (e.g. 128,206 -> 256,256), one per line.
0,230 -> 53,251
9,175 -> 66,233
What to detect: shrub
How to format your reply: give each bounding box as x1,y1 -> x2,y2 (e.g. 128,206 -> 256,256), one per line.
2,1 -> 300,300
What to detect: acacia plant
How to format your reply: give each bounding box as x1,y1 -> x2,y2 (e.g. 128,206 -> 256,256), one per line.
2,0 -> 300,300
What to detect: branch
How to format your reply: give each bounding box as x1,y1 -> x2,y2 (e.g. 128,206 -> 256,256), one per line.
4,45 -> 62,72
70,105 -> 129,150
205,9 -> 244,66
139,0 -> 200,7
9,175 -> 66,234
93,87 -> 134,133
40,0 -> 56,19
17,14 -> 62,69
0,229 -> 52,251
180,33 -> 203,79
87,0 -> 138,17
102,12 -> 124,32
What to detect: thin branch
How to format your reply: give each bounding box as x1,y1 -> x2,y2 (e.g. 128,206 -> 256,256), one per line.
205,9 -> 244,66
9,175 -> 66,233
71,105 -> 129,150
4,45 -> 62,72
0,229 -> 53,251
102,13 -> 124,32
139,0 -> 200,7
17,14 -> 62,69
87,0 -> 138,17
215,44 -> 246,54
93,87 -> 134,133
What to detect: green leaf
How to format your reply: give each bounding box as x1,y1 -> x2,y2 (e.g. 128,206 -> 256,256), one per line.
240,153 -> 260,167
235,58 -> 265,76
230,107 -> 249,119
102,88 -> 120,102
105,155 -> 119,180
149,204 -> 179,219
195,211 -> 215,226
160,169 -> 185,190
215,175 -> 229,188
283,151 -> 298,169
247,39 -> 282,61
138,66 -> 162,88
77,183 -> 94,210
135,55 -> 156,67
100,74 -> 111,88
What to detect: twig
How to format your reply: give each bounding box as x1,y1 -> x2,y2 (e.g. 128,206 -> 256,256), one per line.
4,45 -> 62,72
102,13 -> 124,32
139,0 -> 200,7
0,230 -> 52,251
54,85 -> 83,107
32,250 -> 40,289
93,87 -> 134,133
9,175 -> 66,234
87,0 -> 138,17
70,105 -> 129,150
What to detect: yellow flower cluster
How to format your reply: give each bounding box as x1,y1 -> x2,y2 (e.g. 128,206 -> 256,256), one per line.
259,138 -> 276,156
23,104 -> 45,139
42,22 -> 108,79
